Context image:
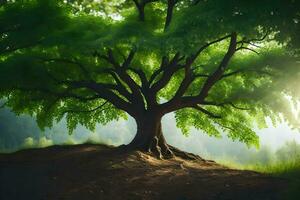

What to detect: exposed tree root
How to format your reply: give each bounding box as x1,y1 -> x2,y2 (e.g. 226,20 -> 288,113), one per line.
145,136 -> 174,159
169,145 -> 206,161
118,142 -> 210,162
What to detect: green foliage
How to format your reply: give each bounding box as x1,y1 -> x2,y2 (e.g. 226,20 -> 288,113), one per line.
0,0 -> 300,146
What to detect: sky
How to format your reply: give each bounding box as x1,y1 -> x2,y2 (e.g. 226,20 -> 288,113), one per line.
1,105 -> 300,165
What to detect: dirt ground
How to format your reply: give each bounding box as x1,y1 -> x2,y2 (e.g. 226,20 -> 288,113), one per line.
0,144 -> 288,200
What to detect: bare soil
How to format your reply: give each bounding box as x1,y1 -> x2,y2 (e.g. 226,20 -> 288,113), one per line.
0,144 -> 287,200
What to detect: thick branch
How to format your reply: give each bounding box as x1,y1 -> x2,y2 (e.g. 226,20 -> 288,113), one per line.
15,81 -> 135,115
122,49 -> 136,68
155,33 -> 230,105
93,57 -> 134,103
193,0 -> 203,5
128,67 -> 149,89
129,67 -> 163,108
164,0 -> 178,31
160,33 -> 238,113
46,68 -> 133,104
107,70 -> 134,101
149,56 -> 169,85
196,33 -> 237,101
132,0 -> 158,21
194,73 -> 210,78
150,53 -> 184,93
166,34 -> 233,102
98,49 -> 145,108
171,57 -> 195,101
67,81 -> 135,113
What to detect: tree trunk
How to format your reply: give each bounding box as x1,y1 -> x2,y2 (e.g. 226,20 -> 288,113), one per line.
124,112 -> 205,160
127,112 -> 174,159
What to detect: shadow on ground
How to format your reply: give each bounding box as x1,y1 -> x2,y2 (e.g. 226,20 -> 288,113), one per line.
0,144 -> 288,200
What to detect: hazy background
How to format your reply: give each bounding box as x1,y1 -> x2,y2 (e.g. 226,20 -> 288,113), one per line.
1,105 -> 300,165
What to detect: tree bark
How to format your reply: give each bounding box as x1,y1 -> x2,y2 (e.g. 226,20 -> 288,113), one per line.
125,111 -> 204,161
127,112 -> 174,159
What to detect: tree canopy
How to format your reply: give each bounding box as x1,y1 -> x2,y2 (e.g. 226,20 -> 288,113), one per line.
0,0 -> 300,149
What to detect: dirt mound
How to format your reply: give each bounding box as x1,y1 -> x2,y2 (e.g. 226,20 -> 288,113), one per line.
0,144 -> 287,200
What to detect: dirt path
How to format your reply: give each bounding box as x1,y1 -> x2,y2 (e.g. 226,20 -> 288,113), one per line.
0,144 -> 287,200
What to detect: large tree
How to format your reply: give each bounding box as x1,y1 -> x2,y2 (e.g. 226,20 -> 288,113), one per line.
0,0 -> 300,158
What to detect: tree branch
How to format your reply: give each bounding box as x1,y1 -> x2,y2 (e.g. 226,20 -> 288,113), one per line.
97,48 -> 145,107
194,73 -> 210,78
150,52 -> 184,93
166,34 -> 233,101
215,122 -> 235,131
164,0 -> 178,31
45,69 -> 133,103
149,56 -> 169,85
107,70 -> 134,101
235,32 -> 269,55
128,68 -> 159,108
14,87 -> 100,102
192,0 -> 203,5
37,57 -> 92,80
239,32 -> 269,44
160,33 -> 230,101
236,47 -> 259,55
196,33 -> 237,101
220,69 -> 273,79
171,57 -> 195,101
159,33 -> 238,113
67,80 -> 134,111
122,48 -> 136,68
191,34 -> 232,62
132,0 -> 158,21
128,67 -> 149,89
117,52 -> 145,106
14,82 -> 135,115
61,101 -> 109,115
202,101 -> 251,111
237,41 -> 261,48
192,105 -> 222,118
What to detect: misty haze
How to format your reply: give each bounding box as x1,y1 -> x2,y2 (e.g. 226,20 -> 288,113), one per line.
1,0 -> 300,200
1,106 -> 300,167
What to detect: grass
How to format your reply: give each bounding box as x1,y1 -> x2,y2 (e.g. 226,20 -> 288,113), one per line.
256,161 -> 300,200
220,160 -> 300,200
